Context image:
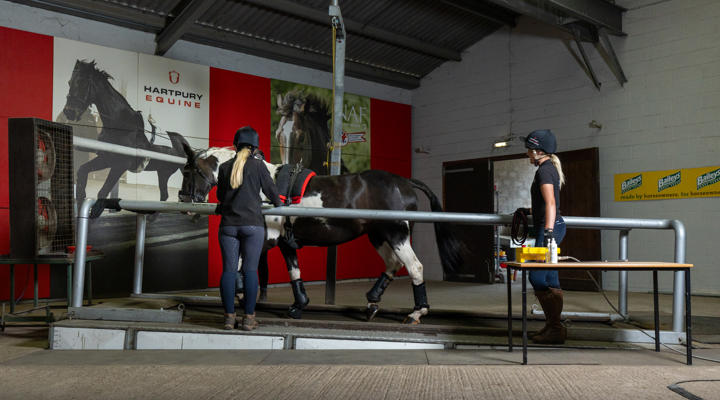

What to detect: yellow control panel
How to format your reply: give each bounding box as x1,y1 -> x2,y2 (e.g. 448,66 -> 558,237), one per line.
515,246 -> 561,263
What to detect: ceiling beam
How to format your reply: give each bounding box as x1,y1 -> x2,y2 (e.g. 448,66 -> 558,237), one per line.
8,0 -> 164,32
186,26 -> 420,89
155,0 -> 216,56
241,0 -> 462,61
547,0 -> 625,35
440,0 -> 518,27
483,0 -> 625,36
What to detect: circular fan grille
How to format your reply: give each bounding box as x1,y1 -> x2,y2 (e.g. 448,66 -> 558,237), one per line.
36,130 -> 56,182
37,196 -> 58,252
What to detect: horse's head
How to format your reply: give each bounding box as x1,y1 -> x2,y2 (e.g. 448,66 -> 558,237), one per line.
179,142 -> 219,203
62,60 -> 111,121
275,91 -> 330,169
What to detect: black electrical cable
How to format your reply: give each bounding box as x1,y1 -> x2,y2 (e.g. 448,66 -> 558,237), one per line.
559,256 -> 720,364
511,208 -> 529,245
668,379 -> 720,400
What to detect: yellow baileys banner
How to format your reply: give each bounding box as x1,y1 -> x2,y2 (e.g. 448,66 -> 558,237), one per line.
615,166 -> 720,201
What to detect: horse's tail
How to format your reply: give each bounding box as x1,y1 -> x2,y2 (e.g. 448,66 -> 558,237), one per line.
409,178 -> 463,275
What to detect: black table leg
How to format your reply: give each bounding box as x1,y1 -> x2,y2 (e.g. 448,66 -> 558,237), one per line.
66,263 -> 72,308
508,267 -> 513,352
9,264 -> 15,314
685,268 -> 692,365
522,269 -> 527,365
33,264 -> 38,308
653,270 -> 660,352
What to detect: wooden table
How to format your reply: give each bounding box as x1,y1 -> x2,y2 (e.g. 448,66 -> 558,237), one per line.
1,251 -> 104,312
504,261 -> 694,365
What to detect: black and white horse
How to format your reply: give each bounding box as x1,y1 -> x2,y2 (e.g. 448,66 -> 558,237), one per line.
179,145 -> 462,323
62,60 -> 190,202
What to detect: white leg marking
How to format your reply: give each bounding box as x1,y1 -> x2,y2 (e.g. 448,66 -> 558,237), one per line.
392,238 -> 424,286
377,242 -> 403,275
289,267 -> 301,281
407,308 -> 429,322
265,216 -> 284,240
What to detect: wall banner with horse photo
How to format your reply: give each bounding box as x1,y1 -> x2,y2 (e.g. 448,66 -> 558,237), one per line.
1,26 -> 411,301
50,37 -> 211,296
271,80 -> 371,175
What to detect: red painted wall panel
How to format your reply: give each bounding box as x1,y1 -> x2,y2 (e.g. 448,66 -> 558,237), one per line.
333,98 -> 413,280
207,67 -> 272,287
0,27 -> 53,300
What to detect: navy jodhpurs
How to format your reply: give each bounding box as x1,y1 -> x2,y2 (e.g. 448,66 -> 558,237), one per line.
218,225 -> 265,315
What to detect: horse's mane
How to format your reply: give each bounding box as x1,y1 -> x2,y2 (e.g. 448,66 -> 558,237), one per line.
200,147 -> 235,160
78,59 -> 113,81
278,90 -> 330,119
303,94 -> 330,118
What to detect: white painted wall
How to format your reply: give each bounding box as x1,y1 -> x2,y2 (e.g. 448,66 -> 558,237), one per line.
0,0 -> 411,104
412,0 -> 720,295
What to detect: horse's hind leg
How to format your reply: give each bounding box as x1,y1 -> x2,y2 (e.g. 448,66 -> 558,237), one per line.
278,240 -> 309,319
388,234 -> 429,325
365,239 -> 404,321
258,250 -> 269,301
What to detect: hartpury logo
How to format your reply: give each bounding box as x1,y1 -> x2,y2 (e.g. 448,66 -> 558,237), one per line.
169,70 -> 180,84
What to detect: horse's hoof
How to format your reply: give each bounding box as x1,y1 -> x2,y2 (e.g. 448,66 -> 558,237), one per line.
288,306 -> 302,319
366,304 -> 379,321
403,316 -> 421,325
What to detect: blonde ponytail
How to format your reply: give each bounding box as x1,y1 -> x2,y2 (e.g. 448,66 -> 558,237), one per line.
230,147 -> 252,189
549,154 -> 565,188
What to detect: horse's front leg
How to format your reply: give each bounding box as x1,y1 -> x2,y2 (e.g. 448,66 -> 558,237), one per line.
258,250 -> 269,301
156,166 -> 175,201
96,166 -> 126,199
278,239 -> 308,319
76,156 -> 111,201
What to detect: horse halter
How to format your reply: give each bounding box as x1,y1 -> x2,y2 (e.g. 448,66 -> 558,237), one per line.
180,153 -> 217,202
65,65 -> 95,119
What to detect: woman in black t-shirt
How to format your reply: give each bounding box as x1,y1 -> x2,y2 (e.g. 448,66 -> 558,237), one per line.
216,126 -> 282,331
525,129 -> 567,344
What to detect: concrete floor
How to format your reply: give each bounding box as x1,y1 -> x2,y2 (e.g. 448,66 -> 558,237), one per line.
2,279 -> 720,399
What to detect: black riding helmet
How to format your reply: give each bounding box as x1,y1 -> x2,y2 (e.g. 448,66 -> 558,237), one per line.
234,126 -> 259,149
525,129 -> 557,154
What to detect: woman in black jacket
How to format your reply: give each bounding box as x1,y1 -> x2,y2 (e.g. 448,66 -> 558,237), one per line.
216,126 -> 282,330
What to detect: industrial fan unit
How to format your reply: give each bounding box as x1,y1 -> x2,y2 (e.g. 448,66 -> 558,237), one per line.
8,118 -> 74,257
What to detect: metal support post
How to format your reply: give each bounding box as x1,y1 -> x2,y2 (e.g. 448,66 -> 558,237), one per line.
71,198 -> 95,308
671,220 -> 686,332
618,229 -> 629,318
133,214 -> 148,295
325,0 -> 346,305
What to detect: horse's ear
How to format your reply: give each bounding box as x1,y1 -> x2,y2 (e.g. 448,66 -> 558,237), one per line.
181,142 -> 195,162
276,94 -> 283,109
